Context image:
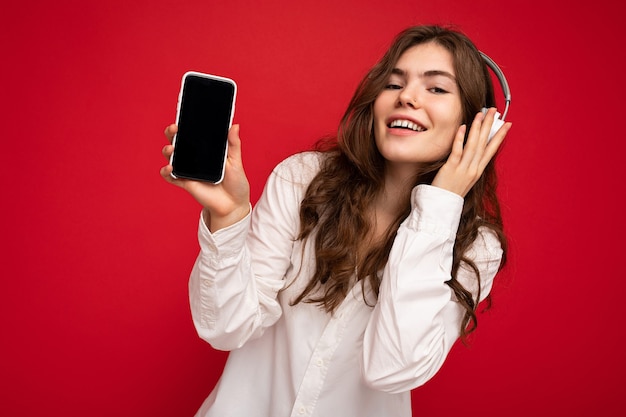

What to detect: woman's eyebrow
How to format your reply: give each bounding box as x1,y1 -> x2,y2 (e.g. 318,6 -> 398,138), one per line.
422,70 -> 456,81
391,67 -> 456,81
391,68 -> 406,77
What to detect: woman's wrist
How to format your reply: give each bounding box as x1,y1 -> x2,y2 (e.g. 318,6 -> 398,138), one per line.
204,204 -> 251,233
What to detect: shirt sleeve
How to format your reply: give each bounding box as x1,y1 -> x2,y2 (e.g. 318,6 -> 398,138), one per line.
188,156 -> 308,351
361,184 -> 503,393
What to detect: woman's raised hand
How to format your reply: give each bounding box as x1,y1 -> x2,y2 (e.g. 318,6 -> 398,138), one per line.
160,124 -> 251,232
431,108 -> 511,197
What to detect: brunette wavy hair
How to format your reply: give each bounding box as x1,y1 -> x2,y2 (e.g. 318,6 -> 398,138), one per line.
292,25 -> 507,339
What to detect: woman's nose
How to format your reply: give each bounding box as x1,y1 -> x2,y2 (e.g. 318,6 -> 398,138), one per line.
398,88 -> 419,108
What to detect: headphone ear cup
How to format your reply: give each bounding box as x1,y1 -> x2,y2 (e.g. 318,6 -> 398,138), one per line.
488,113 -> 504,142
481,107 -> 504,142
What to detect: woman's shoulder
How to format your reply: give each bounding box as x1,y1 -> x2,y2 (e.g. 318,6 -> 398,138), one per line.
271,151 -> 327,186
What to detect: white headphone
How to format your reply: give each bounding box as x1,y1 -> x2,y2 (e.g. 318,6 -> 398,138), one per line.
480,51 -> 511,141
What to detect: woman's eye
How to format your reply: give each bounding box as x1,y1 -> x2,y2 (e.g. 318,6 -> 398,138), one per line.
385,84 -> 403,90
428,87 -> 448,94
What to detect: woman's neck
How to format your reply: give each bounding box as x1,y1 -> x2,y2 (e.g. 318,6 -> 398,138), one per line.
362,166 -> 414,247
381,162 -> 419,210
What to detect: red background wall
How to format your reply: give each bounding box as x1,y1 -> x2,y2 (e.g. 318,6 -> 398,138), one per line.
2,0 -> 624,416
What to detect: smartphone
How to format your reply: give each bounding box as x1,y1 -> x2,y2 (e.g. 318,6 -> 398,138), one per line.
170,71 -> 237,183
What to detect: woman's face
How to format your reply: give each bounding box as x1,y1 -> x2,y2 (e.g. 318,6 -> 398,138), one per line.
373,42 -> 463,174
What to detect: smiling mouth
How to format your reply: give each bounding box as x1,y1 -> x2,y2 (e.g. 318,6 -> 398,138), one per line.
388,119 -> 426,132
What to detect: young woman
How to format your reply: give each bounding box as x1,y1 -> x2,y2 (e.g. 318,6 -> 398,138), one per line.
160,24 -> 511,417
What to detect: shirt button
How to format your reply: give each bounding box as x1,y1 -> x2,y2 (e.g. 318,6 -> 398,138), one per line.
299,406 -> 306,414
317,359 -> 324,367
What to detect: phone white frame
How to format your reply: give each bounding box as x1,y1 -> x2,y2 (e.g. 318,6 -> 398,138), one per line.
171,71 -> 237,184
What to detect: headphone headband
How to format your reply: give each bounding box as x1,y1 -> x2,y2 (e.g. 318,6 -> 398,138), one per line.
480,51 -> 511,120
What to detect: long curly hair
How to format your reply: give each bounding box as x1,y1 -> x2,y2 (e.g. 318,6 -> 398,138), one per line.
291,25 -> 507,339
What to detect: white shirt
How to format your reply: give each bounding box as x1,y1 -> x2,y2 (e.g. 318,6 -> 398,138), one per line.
189,152 -> 503,417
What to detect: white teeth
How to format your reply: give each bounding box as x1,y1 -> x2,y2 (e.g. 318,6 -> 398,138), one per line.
389,119 -> 425,132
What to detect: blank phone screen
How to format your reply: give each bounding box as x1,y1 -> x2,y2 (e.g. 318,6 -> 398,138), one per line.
172,74 -> 235,183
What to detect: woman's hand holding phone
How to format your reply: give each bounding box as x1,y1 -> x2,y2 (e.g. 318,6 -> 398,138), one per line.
431,107 -> 511,197
161,123 -> 251,232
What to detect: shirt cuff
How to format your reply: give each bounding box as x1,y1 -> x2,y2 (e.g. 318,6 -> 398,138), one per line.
197,206 -> 252,259
406,184 -> 464,238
